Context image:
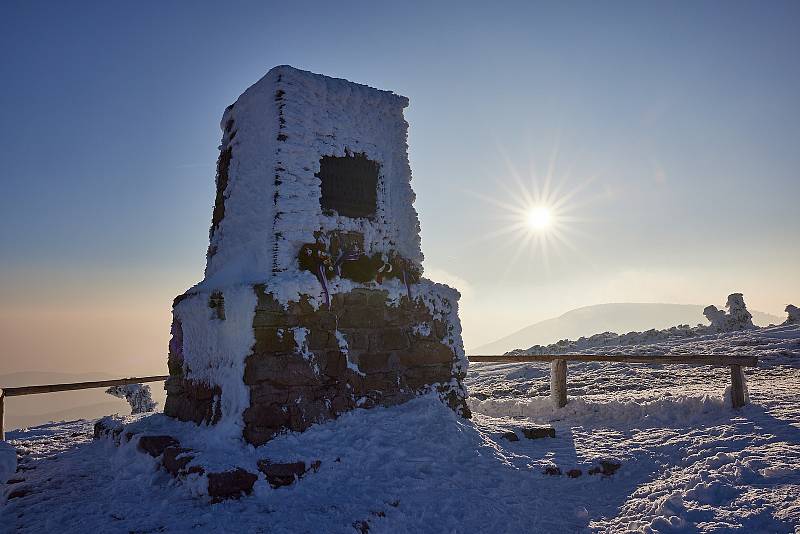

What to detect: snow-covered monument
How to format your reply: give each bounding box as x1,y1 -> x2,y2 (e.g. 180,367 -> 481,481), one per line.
164,65 -> 469,445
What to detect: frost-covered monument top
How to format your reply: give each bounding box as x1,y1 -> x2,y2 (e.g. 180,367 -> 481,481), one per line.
165,66 -> 469,445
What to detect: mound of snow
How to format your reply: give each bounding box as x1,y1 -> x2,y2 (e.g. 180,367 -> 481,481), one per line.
0,440 -> 16,484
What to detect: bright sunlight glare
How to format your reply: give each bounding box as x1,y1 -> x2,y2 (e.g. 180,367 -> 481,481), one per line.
527,206 -> 551,231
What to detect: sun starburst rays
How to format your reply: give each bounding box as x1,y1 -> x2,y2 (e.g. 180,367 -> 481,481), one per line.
459,148 -> 599,278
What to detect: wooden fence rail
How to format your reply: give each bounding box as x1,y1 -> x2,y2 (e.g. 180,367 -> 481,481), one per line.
0,375 -> 168,439
0,354 -> 757,440
468,354 -> 757,410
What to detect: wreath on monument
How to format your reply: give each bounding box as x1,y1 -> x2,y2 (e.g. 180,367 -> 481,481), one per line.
297,235 -> 421,308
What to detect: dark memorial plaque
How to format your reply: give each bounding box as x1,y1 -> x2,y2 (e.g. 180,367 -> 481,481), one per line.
317,153 -> 379,218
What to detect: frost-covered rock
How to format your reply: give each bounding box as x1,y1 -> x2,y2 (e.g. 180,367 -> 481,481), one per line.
703,294 -> 754,332
784,304 -> 800,325
723,293 -> 755,330
0,440 -> 17,484
106,384 -> 157,414
702,305 -> 727,330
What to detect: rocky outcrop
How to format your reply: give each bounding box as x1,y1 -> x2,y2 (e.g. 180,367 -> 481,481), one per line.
257,459 -> 320,488
784,304 -> 799,325
703,293 -> 755,332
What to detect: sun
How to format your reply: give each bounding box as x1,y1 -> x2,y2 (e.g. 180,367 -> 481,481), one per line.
527,206 -> 552,231
462,146 -> 597,276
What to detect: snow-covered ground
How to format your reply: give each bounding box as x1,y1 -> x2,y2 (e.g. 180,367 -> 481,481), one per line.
2,325 -> 799,532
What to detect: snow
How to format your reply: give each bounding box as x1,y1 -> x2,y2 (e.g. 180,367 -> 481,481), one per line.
3,324 -> 799,531
105,384 -> 157,414
202,65 -> 422,290
173,284 -> 257,436
0,441 -> 15,485
335,329 -> 364,376
513,294 -> 798,359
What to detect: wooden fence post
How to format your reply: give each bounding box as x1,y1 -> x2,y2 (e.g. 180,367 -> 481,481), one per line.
550,359 -> 567,408
730,365 -> 747,408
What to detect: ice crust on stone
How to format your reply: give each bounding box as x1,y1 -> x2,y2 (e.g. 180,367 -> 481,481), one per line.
202,65 -> 422,290
335,329 -> 364,376
173,284 -> 257,436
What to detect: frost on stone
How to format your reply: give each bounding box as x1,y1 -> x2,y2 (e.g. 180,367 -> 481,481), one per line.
106,384 -> 157,414
335,329 -> 364,376
784,304 -> 800,325
704,293 -> 755,332
412,322 -> 431,337
702,305 -> 727,330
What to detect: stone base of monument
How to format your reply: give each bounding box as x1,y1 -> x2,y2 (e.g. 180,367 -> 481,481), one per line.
94,418 -> 322,502
164,283 -> 469,447
94,280 -> 469,502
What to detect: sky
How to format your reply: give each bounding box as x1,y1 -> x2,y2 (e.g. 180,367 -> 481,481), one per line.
1,1 -> 798,376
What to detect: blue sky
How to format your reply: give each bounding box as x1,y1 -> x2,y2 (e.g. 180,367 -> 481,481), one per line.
1,1 -> 798,372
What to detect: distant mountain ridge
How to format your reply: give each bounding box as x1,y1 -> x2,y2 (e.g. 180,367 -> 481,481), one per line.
472,303 -> 783,355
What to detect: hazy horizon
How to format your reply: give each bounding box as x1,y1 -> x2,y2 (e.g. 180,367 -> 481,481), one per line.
2,1 -> 798,377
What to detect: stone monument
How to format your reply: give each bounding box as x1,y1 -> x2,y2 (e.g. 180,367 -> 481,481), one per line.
164,65 -> 469,446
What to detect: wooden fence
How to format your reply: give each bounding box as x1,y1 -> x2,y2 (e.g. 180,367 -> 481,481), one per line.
468,353 -> 757,409
0,376 -> 167,439
0,353 -> 758,439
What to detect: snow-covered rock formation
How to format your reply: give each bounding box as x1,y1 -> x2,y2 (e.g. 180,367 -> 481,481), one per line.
105,384 -> 157,414
784,304 -> 800,325
703,293 -> 755,332
164,66 -> 468,446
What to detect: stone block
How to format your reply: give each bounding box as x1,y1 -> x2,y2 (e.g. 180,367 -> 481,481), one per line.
138,435 -> 179,458
520,425 -> 555,440
257,460 -> 307,488
253,311 -> 296,328
502,431 -> 520,442
341,329 -> 369,350
399,341 -> 454,366
366,290 -> 388,308
244,354 -> 319,386
308,329 -> 333,350
162,447 -> 194,476
356,352 -> 392,374
343,290 -> 369,307
253,327 -> 296,353
372,328 -> 410,352
338,307 -> 385,329
320,350 -> 348,379
588,461 -> 621,476
207,469 -> 258,501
